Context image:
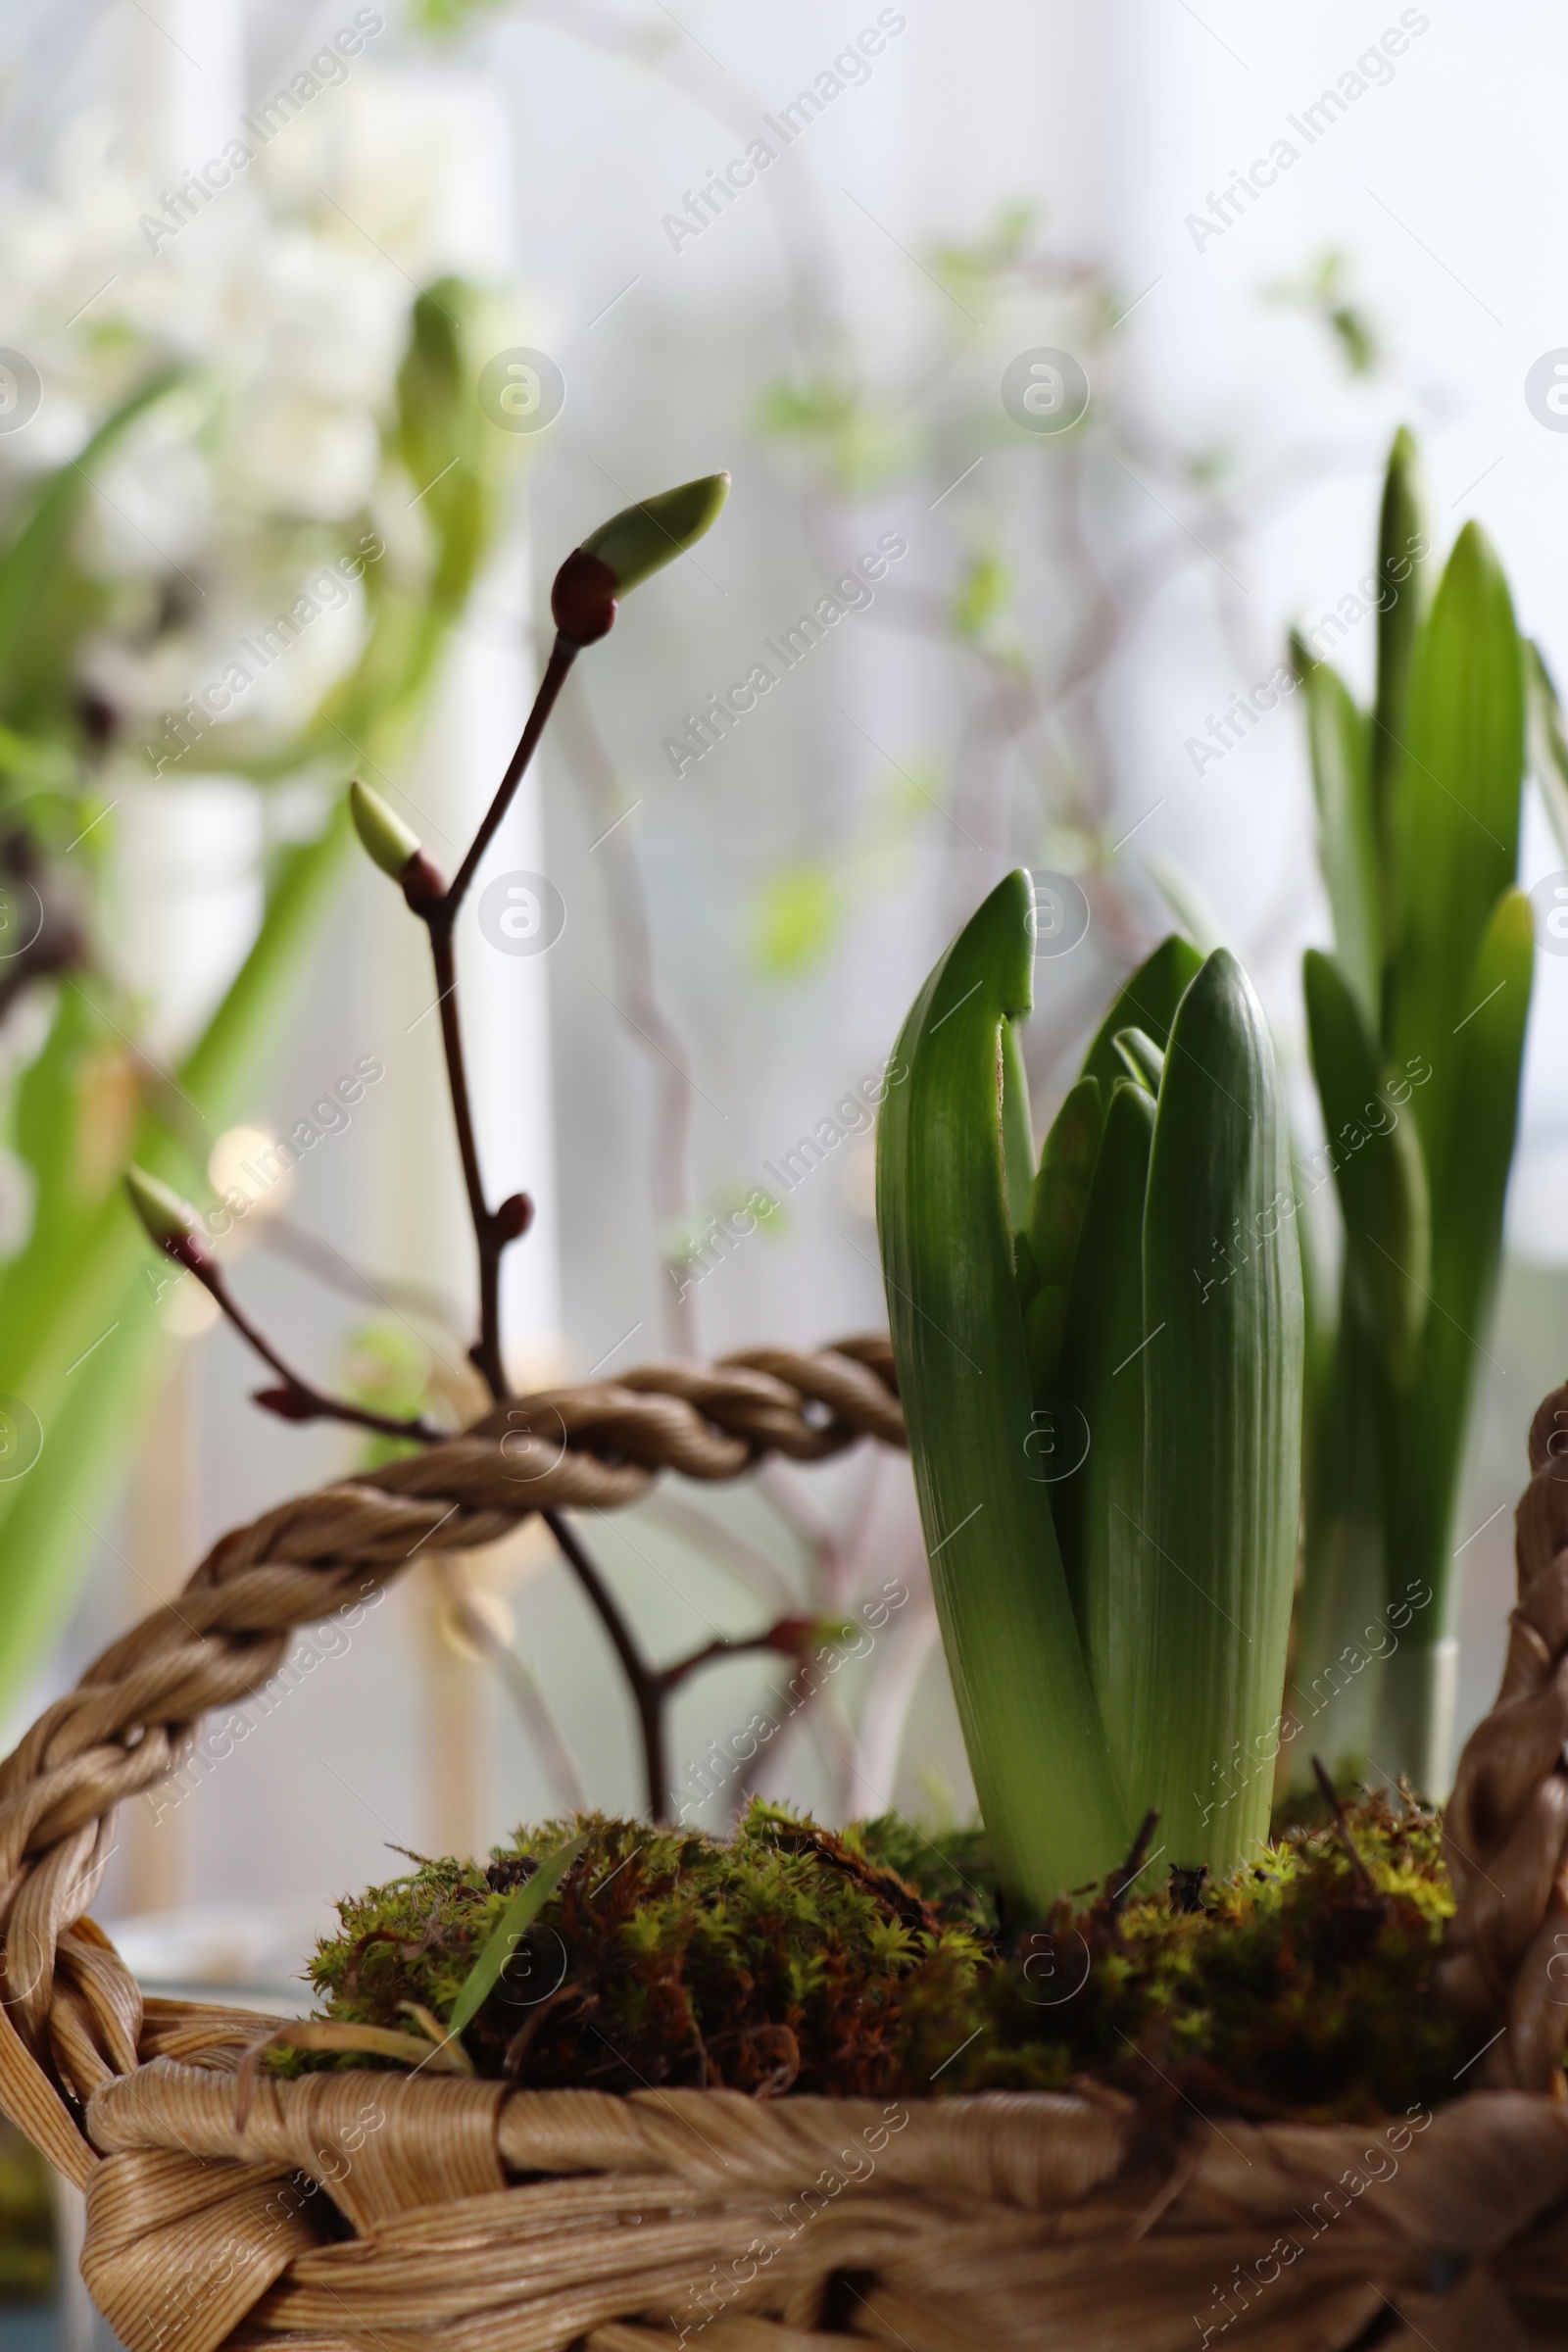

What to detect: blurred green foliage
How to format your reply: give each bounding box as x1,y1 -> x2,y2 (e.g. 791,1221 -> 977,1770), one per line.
0,279 -> 518,1721
1263,250 -> 1380,377
748,862 -> 843,979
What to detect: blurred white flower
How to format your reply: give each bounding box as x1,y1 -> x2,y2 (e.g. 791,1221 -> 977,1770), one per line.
79,431 -> 215,575
0,67 -> 499,760
224,389 -> 382,522
0,987 -> 55,1089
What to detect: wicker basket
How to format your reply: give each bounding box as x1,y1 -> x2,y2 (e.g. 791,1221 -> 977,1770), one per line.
2,1340 -> 1567,2352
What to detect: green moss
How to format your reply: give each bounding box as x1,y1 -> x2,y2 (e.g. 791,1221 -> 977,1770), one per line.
286,1790 -> 1477,2122
292,1806 -> 984,2098
936,1790 -> 1468,2120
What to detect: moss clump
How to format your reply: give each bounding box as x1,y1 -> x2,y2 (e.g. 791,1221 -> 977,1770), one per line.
293,1805 -> 985,2096
910,1789 -> 1468,2121
288,1790 -> 1472,2121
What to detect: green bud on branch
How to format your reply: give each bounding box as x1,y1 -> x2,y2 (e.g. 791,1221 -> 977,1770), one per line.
349,779 -> 422,882
552,474 -> 730,645
124,1166 -> 208,1272
581,472 -> 729,591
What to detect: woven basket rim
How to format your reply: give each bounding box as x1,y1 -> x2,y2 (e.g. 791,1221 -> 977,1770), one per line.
73,2012 -> 1568,2352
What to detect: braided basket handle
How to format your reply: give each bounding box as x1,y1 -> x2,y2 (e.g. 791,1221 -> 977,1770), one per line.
0,1338 -> 904,2180
1441,1379 -> 1568,2089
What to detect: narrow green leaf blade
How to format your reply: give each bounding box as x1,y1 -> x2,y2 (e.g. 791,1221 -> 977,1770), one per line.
1112,1027 -> 1164,1096
1000,1015 -> 1034,1234
1370,426 -> 1430,835
1134,950 -> 1304,1874
1389,522 -> 1524,1167
1379,889 -> 1534,1790
1300,663 -> 1380,1036
1026,1077 -> 1102,1280
1054,1076 -> 1155,1739
1021,1075 -> 1102,1392
1285,1300 -> 1388,1786
448,1831 -> 589,2035
878,871 -> 1128,1912
1302,949 -> 1430,1386
1079,935 -> 1204,1092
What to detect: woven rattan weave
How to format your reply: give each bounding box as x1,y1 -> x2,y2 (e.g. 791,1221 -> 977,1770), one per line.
1,1341 -> 1565,2350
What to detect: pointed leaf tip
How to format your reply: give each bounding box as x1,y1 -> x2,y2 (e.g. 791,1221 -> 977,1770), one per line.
1449,515 -> 1503,583
349,779 -> 421,880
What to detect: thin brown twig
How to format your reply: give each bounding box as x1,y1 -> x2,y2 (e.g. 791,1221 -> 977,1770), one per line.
545,1507 -> 667,1821
654,1618 -> 822,1699
399,635 -> 579,1403
446,636 -> 579,918
386,618 -> 687,1814
169,1246 -> 444,1444
408,589 -> 838,1825
410,643 -> 576,1401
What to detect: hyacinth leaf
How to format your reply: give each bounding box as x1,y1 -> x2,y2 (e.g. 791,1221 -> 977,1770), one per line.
1026,1079 -> 1103,1276
877,870 -> 1128,1913
1420,888 -> 1533,1496
1298,655 -> 1380,1039
1133,950 -> 1304,1874
1371,427 -> 1430,866
1020,1073 -> 1102,1394
1000,1013 -> 1035,1235
1389,522 -> 1524,1180
1291,440 -> 1525,1802
1054,1075 -> 1156,1737
1302,949 -> 1429,1389
1287,1305 -> 1387,1778
1112,1027 -> 1164,1097
1080,934 -> 1203,1091
1379,888 -> 1534,1791
1020,1284 -> 1068,1402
